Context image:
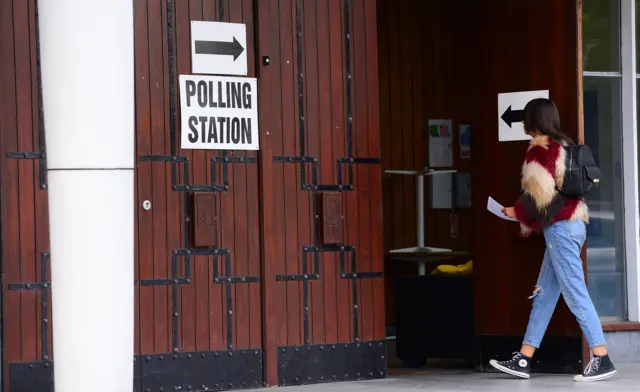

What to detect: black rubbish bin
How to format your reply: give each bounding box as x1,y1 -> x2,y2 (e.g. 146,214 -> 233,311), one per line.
395,274 -> 474,368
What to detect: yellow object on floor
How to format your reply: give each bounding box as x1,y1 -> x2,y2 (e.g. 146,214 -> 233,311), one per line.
430,260 -> 472,276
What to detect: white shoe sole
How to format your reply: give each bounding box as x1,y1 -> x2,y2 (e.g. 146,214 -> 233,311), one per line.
489,360 -> 531,379
573,369 -> 617,382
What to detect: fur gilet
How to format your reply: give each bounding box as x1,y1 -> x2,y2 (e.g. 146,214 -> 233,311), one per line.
514,135 -> 589,233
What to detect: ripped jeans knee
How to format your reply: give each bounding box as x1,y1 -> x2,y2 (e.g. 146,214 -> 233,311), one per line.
528,285 -> 541,300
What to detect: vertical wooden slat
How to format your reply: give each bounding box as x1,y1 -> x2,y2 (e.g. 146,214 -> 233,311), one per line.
303,0 -> 324,345
226,0 -> 251,351
194,0 -> 216,354
173,0 -> 192,353
205,2 -> 224,352
317,0 -> 338,345
398,0 -> 415,251
243,0 -> 263,351
257,0 -> 282,383
135,0 -> 155,356
130,0 -> 140,357
377,0 -> 394,325
328,0 -> 351,344
295,0 -> 312,345
279,0 -> 301,347
23,0 -> 49,363
387,1 -> 404,251
352,0 -> 373,342
259,142 -> 277,385
344,0 -> 359,342
378,1 -> 392,258
423,0 -> 438,250
148,0 -> 171,354
1,0 -> 22,382
181,0 -> 202,355
364,0 -> 385,341
14,0 -> 38,364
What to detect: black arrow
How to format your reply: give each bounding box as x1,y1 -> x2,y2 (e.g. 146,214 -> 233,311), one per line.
194,37 -> 244,61
501,105 -> 525,127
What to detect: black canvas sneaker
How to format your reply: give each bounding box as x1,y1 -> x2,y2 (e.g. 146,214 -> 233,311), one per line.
573,354 -> 617,382
489,352 -> 531,379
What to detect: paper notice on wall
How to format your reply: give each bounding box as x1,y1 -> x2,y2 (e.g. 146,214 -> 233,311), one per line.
428,119 -> 453,168
487,196 -> 518,221
459,124 -> 470,159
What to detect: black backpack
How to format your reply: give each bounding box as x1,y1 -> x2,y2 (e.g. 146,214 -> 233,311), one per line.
557,144 -> 601,199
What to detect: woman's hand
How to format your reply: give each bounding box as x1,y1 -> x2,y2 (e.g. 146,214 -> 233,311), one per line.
502,206 -> 516,219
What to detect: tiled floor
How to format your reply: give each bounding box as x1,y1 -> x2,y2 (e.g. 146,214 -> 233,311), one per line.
257,364 -> 640,391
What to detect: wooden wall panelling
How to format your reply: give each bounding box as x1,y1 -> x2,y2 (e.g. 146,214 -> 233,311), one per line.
377,0 -> 579,340
469,0 -> 581,339
378,0 -> 475,325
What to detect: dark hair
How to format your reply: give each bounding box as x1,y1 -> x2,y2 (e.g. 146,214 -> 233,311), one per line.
523,98 -> 573,145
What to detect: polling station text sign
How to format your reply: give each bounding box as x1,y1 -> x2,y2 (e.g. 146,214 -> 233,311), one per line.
179,74 -> 259,150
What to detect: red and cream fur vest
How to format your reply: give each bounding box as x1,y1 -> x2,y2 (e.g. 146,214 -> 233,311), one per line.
514,135 -> 589,234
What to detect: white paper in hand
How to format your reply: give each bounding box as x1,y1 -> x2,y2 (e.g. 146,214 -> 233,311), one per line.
487,197 -> 518,221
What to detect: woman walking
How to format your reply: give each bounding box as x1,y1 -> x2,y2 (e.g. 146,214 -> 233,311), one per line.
489,98 -> 616,382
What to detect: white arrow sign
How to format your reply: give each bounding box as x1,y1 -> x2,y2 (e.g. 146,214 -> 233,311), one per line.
191,21 -> 248,76
497,89 -> 549,142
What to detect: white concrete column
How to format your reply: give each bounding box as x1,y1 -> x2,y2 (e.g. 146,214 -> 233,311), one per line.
37,1 -> 135,391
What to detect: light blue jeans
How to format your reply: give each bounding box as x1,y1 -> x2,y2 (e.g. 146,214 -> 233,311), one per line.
523,219 -> 606,349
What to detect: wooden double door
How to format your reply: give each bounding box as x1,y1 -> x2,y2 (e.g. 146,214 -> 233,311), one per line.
0,0 -> 385,391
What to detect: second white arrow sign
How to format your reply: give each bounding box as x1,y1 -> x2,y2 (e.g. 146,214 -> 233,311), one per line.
497,89 -> 549,142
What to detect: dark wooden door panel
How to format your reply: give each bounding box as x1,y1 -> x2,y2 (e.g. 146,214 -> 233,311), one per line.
256,0 -> 386,386
1,0 -> 54,390
134,0 -> 262,390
